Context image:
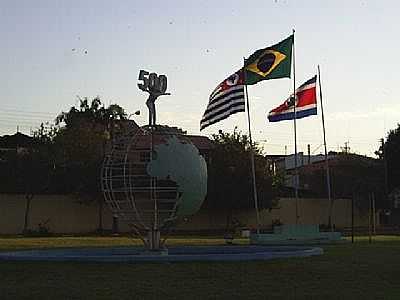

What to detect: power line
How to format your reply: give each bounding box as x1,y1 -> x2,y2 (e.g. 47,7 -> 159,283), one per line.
0,108 -> 57,117
0,112 -> 56,120
0,116 -> 55,123
0,121 -> 47,126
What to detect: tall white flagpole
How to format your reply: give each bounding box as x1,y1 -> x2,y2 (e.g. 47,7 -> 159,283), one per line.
292,29 -> 299,224
318,65 -> 333,231
243,58 -> 261,234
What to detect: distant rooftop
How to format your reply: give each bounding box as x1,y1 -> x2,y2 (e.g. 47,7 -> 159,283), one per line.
0,132 -> 33,149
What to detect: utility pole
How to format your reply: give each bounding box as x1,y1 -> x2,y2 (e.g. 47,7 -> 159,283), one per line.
372,192 -> 376,235
368,193 -> 372,244
351,194 -> 354,243
381,138 -> 389,202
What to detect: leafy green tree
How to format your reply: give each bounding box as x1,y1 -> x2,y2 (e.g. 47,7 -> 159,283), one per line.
53,97 -> 127,196
0,98 -> 127,232
0,126 -> 56,195
377,124 -> 400,193
300,153 -> 385,211
52,97 -> 127,231
0,126 -> 57,233
203,129 -> 282,229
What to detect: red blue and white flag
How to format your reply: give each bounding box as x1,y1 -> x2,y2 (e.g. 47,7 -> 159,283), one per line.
268,75 -> 317,122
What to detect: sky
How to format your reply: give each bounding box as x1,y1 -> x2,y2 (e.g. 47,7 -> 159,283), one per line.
0,0 -> 399,157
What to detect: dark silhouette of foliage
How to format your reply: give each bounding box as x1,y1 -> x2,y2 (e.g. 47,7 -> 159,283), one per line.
377,124 -> 400,193
300,153 -> 385,210
53,97 -> 127,198
204,129 -> 282,211
0,129 -> 55,194
0,97 -> 127,198
0,128 -> 57,233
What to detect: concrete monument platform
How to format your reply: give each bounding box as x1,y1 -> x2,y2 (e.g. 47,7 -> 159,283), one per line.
251,224 -> 345,245
0,245 -> 323,262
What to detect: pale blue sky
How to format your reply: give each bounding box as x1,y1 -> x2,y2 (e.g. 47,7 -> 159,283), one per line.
1,0 -> 399,156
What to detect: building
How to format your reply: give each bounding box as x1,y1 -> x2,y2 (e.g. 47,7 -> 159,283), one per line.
0,132 -> 34,162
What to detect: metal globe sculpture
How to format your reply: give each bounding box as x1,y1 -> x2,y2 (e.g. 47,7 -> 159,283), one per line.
101,123 -> 207,249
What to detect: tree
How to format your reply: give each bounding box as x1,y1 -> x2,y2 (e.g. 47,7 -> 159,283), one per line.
203,129 -> 282,229
15,125 -> 57,233
0,98 -> 127,232
377,124 -> 400,193
300,153 -> 385,211
53,97 -> 127,195
20,139 -> 55,234
53,97 -> 127,231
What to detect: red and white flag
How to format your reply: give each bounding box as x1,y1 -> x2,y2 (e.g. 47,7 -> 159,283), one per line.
200,70 -> 245,130
268,75 -> 317,122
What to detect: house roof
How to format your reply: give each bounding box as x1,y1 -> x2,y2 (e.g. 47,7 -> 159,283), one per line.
186,135 -> 214,151
0,132 -> 33,149
113,123 -> 214,151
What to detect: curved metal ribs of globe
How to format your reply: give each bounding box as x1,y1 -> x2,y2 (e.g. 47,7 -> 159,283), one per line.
101,124 -> 207,250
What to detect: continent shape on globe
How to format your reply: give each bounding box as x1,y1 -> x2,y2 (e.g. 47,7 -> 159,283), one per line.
146,135 -> 207,216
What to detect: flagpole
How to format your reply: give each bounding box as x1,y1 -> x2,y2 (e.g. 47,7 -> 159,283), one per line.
243,57 -> 261,234
292,29 -> 299,224
318,65 -> 333,232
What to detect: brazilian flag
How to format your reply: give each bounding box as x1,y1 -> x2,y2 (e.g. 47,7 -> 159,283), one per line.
244,34 -> 293,85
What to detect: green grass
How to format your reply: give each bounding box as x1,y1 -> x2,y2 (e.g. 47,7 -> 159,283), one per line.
0,236 -> 399,299
0,236 -> 233,251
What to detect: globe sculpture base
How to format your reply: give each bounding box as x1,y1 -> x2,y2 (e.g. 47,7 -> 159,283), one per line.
147,229 -> 161,250
139,248 -> 169,256
101,124 -> 208,251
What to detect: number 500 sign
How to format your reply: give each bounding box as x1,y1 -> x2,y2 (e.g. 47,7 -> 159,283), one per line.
137,70 -> 168,94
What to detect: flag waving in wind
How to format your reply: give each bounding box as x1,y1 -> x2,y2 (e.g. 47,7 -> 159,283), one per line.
268,75 -> 317,122
245,34 -> 293,85
200,70 -> 245,130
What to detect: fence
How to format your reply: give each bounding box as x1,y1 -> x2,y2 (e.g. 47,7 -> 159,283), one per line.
0,194 -> 377,235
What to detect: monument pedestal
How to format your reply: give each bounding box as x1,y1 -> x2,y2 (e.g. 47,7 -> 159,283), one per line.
250,224 -> 345,245
147,229 -> 161,250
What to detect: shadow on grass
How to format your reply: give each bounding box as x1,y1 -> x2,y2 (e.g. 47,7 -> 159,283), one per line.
0,236 -> 399,299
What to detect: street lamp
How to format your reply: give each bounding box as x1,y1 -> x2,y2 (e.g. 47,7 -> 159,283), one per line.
128,110 -> 140,119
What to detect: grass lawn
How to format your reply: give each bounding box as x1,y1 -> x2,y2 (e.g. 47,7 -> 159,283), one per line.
0,235 -> 399,299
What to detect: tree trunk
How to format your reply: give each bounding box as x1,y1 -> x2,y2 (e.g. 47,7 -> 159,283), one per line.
23,194 -> 34,233
328,197 -> 335,231
328,169 -> 334,230
112,215 -> 119,234
98,198 -> 103,233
